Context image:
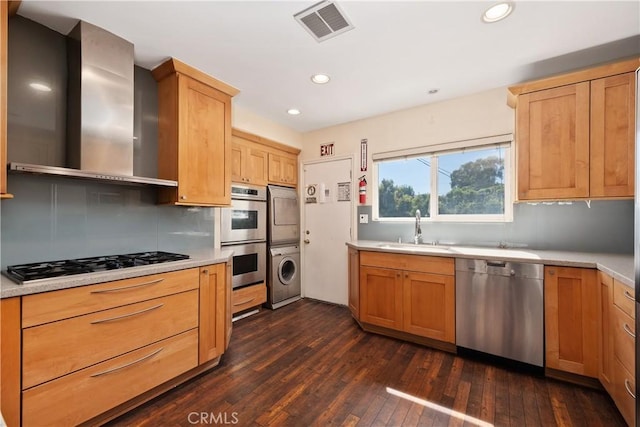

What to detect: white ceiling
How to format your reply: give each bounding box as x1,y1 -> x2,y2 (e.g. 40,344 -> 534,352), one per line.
16,1 -> 640,133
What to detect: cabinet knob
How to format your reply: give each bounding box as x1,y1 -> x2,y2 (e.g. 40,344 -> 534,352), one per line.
548,270 -> 555,276
202,269 -> 208,274
180,195 -> 187,200
405,273 -> 409,278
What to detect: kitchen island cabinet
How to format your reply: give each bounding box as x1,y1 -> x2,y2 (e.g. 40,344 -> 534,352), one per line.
510,58 -> 638,201
544,266 -> 598,378
357,251 -> 455,348
153,58 -> 239,206
0,261 -> 231,426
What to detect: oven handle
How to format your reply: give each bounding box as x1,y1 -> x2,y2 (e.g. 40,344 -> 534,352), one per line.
90,278 -> 164,294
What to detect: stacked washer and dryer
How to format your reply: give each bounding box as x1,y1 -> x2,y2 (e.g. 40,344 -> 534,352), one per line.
266,185 -> 301,309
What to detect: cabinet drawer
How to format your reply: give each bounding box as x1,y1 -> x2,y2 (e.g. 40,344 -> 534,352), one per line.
22,329 -> 198,427
360,251 -> 454,275
23,290 -> 198,389
232,282 -> 266,314
613,281 -> 635,319
613,304 -> 636,376
23,268 -> 200,327
613,357 -> 636,427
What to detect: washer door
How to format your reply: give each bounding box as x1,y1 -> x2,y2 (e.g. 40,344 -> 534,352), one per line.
278,256 -> 298,285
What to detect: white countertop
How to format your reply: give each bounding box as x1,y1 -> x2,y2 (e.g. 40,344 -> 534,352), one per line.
347,240 -> 634,288
0,248 -> 233,299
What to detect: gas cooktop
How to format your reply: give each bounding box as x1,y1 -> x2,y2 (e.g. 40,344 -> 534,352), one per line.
3,251 -> 190,284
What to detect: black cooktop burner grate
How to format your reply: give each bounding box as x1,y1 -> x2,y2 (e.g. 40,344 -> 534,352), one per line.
4,251 -> 190,284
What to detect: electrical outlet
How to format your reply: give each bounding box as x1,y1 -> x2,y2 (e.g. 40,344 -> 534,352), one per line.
359,213 -> 368,224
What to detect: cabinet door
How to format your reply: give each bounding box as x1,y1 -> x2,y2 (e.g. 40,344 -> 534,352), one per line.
348,248 -> 360,318
246,146 -> 268,186
178,75 -> 231,206
359,266 -> 403,330
402,271 -> 455,343
598,271 -> 614,393
199,264 -> 227,363
231,143 -> 244,183
0,0 -> 7,197
545,266 -> 598,377
268,152 -> 297,187
590,72 -> 636,198
517,83 -> 590,200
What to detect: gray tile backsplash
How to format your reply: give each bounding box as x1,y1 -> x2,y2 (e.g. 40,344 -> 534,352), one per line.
1,175 -> 215,268
358,200 -> 633,254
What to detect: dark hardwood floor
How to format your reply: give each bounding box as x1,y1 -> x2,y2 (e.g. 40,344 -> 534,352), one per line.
108,299 -> 625,427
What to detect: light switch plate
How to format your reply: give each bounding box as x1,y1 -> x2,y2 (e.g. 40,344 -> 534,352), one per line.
359,213 -> 368,224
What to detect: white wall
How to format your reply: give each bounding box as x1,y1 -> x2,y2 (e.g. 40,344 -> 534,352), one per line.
232,104 -> 304,149
300,87 -> 514,185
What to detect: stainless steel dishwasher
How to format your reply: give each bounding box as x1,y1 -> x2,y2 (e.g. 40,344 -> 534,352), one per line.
455,258 -> 544,367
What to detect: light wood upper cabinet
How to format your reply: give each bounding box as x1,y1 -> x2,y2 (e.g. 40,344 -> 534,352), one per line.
516,83 -> 591,200
268,152 -> 298,187
590,72 -> 636,198
153,58 -> 239,206
232,128 -> 300,188
231,137 -> 268,185
544,266 -> 598,377
511,58 -> 638,201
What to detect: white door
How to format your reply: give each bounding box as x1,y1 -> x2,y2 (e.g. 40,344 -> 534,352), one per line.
302,157 -> 353,305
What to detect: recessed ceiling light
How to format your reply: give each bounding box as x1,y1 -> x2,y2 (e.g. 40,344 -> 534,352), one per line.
482,2 -> 514,23
287,108 -> 301,115
311,74 -> 331,84
427,89 -> 439,95
29,82 -> 52,92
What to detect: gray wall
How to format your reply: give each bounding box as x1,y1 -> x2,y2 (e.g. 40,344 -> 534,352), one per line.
1,16 -> 215,269
1,175 -> 215,268
358,200 -> 634,254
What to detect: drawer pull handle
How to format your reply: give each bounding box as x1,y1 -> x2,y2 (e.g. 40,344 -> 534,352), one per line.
623,323 -> 636,339
625,379 -> 636,400
90,347 -> 164,378
234,297 -> 256,306
90,278 -> 164,294
624,290 -> 635,302
90,304 -> 163,324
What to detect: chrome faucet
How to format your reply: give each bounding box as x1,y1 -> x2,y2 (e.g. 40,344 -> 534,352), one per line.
414,209 -> 422,244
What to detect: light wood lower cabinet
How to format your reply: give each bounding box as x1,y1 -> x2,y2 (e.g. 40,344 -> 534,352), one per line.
199,263 -> 227,364
598,271 -> 614,393
232,282 -> 266,314
544,266 -> 598,377
348,248 -> 360,318
23,290 -> 198,389
358,251 -> 455,344
22,329 -> 199,427
5,263 -> 230,426
611,280 -> 636,427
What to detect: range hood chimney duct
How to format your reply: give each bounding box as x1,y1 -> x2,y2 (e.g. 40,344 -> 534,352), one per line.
9,20 -> 177,187
67,21 -> 134,175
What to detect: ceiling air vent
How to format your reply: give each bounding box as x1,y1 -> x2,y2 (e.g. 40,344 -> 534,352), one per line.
294,1 -> 355,43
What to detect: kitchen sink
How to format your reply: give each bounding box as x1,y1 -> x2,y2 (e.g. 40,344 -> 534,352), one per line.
376,242 -> 452,253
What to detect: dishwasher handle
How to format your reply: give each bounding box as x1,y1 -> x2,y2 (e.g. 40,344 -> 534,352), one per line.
486,261 -> 507,268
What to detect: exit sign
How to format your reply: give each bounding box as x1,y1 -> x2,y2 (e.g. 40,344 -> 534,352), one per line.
320,143 -> 334,157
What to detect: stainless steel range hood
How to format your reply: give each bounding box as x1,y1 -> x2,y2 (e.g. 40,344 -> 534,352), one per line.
9,21 -> 177,187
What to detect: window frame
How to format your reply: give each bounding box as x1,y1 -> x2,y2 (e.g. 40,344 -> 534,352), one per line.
372,137 -> 513,223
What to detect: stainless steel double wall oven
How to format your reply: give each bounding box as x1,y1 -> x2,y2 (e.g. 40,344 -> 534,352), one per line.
221,184 -> 267,290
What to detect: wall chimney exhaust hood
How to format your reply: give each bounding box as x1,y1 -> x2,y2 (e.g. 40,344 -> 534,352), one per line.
9,21 -> 177,187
